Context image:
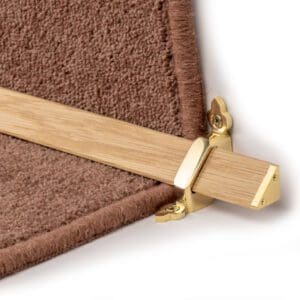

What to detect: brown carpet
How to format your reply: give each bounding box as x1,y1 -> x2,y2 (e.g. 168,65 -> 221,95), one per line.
0,0 -> 205,278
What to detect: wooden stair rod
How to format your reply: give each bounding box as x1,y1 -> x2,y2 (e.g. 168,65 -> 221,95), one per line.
0,87 -> 280,212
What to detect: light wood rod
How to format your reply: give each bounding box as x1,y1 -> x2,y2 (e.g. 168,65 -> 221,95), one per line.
0,88 -> 280,209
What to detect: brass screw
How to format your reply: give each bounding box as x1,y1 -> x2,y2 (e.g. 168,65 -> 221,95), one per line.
212,114 -> 223,129
261,198 -> 265,206
165,204 -> 179,213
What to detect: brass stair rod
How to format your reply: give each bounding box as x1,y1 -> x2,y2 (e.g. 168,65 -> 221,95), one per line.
0,87 -> 280,214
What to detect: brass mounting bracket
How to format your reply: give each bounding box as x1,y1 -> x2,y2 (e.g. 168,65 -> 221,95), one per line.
155,97 -> 233,222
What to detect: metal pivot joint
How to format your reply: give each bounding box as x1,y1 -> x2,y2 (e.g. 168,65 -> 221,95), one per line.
155,97 -> 233,222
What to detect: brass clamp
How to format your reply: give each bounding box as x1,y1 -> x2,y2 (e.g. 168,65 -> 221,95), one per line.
155,97 -> 233,222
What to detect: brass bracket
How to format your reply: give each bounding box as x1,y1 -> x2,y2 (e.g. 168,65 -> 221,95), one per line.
155,97 -> 233,222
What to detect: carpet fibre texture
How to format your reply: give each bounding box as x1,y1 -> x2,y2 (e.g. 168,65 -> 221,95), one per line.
0,0 -> 205,277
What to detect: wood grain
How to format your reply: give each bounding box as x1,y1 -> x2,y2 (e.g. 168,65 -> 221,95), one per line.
194,148 -> 278,208
0,87 -> 279,209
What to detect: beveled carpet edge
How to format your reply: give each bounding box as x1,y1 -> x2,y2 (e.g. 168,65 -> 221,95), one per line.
0,184 -> 177,278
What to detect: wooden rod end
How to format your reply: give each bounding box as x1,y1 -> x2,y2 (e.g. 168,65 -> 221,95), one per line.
250,165 -> 280,209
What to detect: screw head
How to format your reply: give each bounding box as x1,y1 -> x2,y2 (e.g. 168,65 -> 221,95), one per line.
212,114 -> 223,129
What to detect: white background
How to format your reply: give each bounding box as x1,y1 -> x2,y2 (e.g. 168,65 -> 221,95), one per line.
1,1 -> 299,299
